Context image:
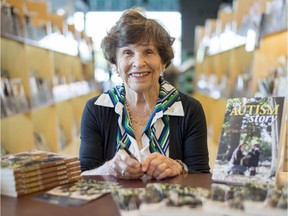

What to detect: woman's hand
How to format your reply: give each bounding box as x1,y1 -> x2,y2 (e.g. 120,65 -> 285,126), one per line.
141,152 -> 182,180
108,150 -> 144,179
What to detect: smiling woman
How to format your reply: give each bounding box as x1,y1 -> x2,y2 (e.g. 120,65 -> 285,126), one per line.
79,7 -> 210,181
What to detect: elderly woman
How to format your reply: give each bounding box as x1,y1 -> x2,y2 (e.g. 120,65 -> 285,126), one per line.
79,8 -> 210,180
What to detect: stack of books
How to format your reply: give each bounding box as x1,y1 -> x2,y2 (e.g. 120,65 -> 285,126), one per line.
1,150 -> 81,197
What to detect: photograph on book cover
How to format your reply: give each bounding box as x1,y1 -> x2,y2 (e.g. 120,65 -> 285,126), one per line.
212,97 -> 285,186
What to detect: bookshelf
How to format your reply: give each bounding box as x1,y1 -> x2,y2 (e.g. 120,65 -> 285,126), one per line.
0,35 -> 100,156
0,0 -> 101,156
251,31 -> 288,94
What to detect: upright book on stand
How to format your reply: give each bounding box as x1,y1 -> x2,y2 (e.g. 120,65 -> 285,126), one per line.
212,97 -> 285,186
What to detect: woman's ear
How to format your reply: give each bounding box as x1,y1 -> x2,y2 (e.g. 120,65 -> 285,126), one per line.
111,64 -> 118,74
161,63 -> 167,72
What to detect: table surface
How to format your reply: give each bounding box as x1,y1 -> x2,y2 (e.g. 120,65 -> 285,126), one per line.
1,174 -> 212,216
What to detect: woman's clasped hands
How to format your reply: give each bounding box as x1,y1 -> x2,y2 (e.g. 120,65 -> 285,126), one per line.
109,151 -> 182,180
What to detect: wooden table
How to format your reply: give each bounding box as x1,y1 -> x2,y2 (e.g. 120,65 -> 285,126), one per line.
1,174 -> 212,216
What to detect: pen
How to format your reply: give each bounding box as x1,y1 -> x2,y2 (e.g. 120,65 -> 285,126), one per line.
119,141 -> 140,163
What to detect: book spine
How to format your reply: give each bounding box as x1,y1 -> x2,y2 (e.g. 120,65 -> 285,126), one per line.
10,174 -> 70,190
63,157 -> 79,164
13,166 -> 81,189
68,170 -> 81,178
7,155 -> 79,175
13,159 -> 66,174
13,164 -> 68,178
3,161 -> 80,183
2,163 -> 81,188
14,169 -> 68,184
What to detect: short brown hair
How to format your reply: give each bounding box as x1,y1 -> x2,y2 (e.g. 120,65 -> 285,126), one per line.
101,7 -> 174,68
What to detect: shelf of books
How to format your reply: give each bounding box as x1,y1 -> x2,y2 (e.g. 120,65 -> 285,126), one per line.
1,21 -> 100,156
251,30 -> 288,94
1,0 -> 101,157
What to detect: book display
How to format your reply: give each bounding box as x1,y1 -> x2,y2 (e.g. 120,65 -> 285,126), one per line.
212,97 -> 285,186
0,150 -> 81,197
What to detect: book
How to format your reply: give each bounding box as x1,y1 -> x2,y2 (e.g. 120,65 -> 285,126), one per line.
259,0 -> 287,38
202,183 -> 287,216
1,150 -> 78,175
212,97 -> 285,186
1,160 -> 80,193
111,182 -> 287,216
33,179 -> 119,206
9,77 -> 30,113
2,169 -> 69,189
1,176 -> 81,197
112,183 -> 236,216
1,163 -> 68,179
0,74 -> 18,117
1,161 -> 81,189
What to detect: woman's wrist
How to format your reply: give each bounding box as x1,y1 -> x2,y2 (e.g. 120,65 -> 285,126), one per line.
106,160 -> 117,176
175,159 -> 188,174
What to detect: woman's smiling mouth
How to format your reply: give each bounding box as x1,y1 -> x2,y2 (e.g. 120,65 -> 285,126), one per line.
130,72 -> 150,77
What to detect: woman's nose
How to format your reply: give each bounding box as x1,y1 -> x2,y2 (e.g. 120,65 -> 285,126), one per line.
132,53 -> 146,68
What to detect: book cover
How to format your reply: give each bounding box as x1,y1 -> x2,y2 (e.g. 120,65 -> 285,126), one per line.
116,183 -> 209,216
33,179 -> 118,206
212,97 -> 285,186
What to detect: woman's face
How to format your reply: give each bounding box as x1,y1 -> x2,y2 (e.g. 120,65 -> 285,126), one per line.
115,43 -> 166,93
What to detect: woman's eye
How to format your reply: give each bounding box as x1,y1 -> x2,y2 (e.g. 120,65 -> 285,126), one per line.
123,50 -> 132,55
145,49 -> 154,55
